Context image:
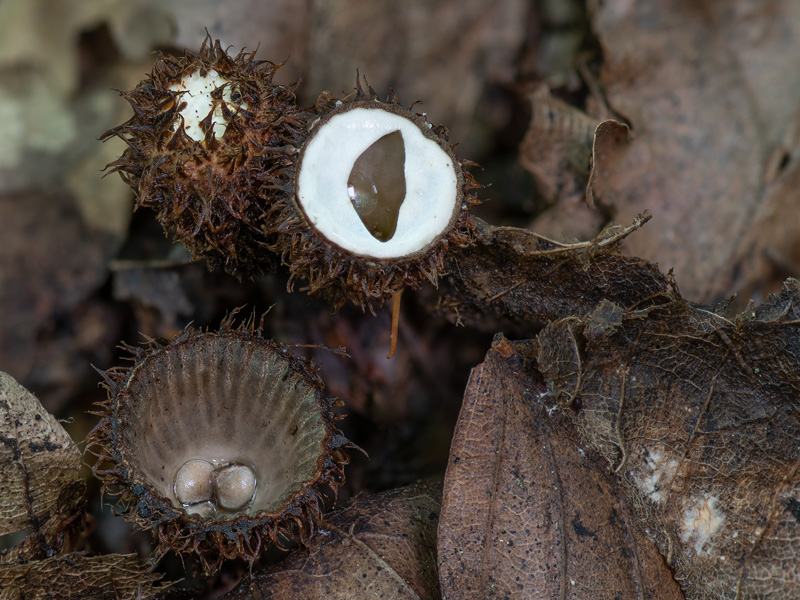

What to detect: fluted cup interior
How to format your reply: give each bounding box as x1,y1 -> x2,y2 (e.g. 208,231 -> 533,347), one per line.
116,334 -> 329,518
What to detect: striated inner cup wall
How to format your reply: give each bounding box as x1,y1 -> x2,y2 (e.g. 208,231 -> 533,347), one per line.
116,335 -> 328,517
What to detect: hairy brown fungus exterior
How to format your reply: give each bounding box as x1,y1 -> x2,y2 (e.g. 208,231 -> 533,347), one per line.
103,37 -> 480,311
101,36 -> 308,275
85,319 -> 355,571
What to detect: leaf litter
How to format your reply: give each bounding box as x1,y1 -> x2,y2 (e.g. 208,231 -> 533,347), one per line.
223,479 -> 441,600
522,0 -> 800,304
436,216 -> 800,598
438,336 -> 685,600
0,371 -> 84,561
3,1 -> 800,598
0,372 -> 171,599
536,281 -> 800,599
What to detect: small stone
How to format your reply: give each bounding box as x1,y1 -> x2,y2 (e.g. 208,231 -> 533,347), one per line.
174,459 -> 214,505
214,463 -> 257,511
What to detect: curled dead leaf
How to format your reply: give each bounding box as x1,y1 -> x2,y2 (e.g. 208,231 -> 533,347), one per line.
439,216 -> 667,330
438,336 -> 684,599
520,85 -> 598,207
521,86 -> 605,243
587,0 -> 800,301
0,371 -> 84,562
585,119 -> 630,210
536,279 -> 800,598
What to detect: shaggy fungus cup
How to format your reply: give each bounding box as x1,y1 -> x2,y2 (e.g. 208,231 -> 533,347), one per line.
86,320 -> 355,571
101,36 -> 306,276
103,37 -> 480,312
273,90 -> 481,311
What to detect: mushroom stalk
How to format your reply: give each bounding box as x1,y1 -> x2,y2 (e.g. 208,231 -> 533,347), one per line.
387,288 -> 404,359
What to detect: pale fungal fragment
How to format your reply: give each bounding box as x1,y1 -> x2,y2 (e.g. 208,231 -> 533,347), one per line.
169,69 -> 244,141
680,494 -> 725,555
214,463 -> 258,511
174,458 -> 214,505
184,501 -> 217,519
297,106 -> 459,259
632,448 -> 680,505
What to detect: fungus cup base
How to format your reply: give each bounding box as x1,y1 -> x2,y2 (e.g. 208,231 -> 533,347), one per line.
85,316 -> 357,572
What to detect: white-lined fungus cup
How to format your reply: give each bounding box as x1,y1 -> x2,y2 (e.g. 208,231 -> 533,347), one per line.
100,35 -> 302,276
271,87 -> 481,310
86,318 -> 355,571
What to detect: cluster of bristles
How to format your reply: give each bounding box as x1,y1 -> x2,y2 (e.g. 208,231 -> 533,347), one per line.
103,38 -> 307,277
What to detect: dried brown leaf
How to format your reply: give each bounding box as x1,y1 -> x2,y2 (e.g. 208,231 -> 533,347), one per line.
0,552 -> 168,600
0,371 -> 84,561
438,336 -> 684,600
536,279 -> 800,598
439,217 -> 669,330
585,119 -> 630,210
521,86 -> 605,242
223,479 -> 442,600
520,85 -> 597,206
587,0 -> 800,301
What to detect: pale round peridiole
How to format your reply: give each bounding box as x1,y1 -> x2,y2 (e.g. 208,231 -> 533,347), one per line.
214,463 -> 258,511
174,458 -> 214,505
296,107 -> 459,259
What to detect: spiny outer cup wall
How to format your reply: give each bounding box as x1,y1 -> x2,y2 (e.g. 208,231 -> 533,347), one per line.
297,105 -> 459,259
102,36 -> 480,310
85,319 -> 356,573
101,36 -> 308,277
